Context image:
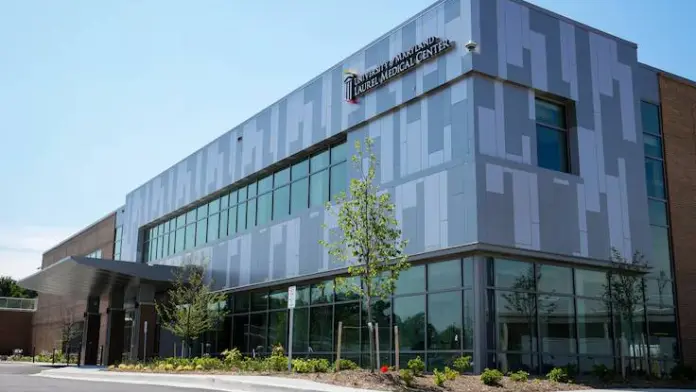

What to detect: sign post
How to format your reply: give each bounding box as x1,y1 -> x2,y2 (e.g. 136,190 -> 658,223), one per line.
287,286 -> 296,372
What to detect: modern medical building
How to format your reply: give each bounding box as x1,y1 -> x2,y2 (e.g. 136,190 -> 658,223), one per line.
17,0 -> 696,374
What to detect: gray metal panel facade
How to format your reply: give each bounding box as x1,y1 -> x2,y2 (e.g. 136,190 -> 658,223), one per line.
117,0 -> 657,291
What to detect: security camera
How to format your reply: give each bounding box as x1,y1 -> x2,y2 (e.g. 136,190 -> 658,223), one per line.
464,40 -> 478,52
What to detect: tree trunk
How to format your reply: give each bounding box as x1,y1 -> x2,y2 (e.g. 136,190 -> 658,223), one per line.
366,294 -> 374,372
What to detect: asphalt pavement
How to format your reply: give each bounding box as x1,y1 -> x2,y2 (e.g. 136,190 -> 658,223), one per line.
0,363 -> 212,392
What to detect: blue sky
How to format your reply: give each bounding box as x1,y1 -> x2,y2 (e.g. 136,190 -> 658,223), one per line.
0,0 -> 694,279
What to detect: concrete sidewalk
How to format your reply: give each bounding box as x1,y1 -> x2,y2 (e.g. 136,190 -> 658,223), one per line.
36,366 -> 381,392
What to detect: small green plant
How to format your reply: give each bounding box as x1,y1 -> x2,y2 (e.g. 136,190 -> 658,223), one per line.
399,369 -> 415,387
433,369 -> 446,387
291,358 -> 330,373
481,368 -> 504,386
444,366 -> 457,381
334,358 -> 359,371
453,355 -> 472,373
239,357 -> 264,372
221,348 -> 242,366
263,355 -> 288,372
547,367 -> 570,383
509,370 -> 529,382
407,356 -> 425,376
292,358 -> 312,373
591,364 -> 614,383
310,358 -> 330,373
671,363 -> 696,381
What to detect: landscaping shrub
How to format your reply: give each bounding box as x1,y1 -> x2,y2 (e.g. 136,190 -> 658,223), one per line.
399,369 -> 415,387
509,370 -> 529,382
240,357 -> 264,372
453,355 -> 472,373
433,369 -> 446,386
591,364 -> 614,383
193,356 -> 224,370
310,358 -> 330,373
333,358 -> 359,371
407,356 -> 425,376
263,354 -> 288,372
221,348 -> 242,366
444,367 -> 457,381
547,367 -> 570,383
671,363 -> 696,381
480,368 -> 503,386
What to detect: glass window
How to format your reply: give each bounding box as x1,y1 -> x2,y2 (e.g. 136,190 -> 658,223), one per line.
186,210 -> 197,224
330,162 -> 347,200
185,224 -> 195,250
197,205 -> 208,220
175,228 -> 185,253
208,214 -> 219,242
538,295 -> 576,355
152,237 -> 159,260
291,160 -> 309,180
247,198 -> 257,228
268,311 -> 288,350
463,257 -> 474,287
491,259 -> 536,290
196,219 -> 207,245
269,290 -> 288,310
292,307 -> 310,353
537,265 -> 573,294
250,291 -> 268,312
309,306 -> 333,352
221,194 -> 229,208
574,269 -> 606,298
209,199 -> 220,214
258,176 -> 273,194
310,170 -> 329,207
273,185 -> 290,220
311,280 -> 334,304
237,202 -> 247,231
362,297 -> 390,352
238,187 -> 248,202
651,225 -> 672,277
645,158 -> 666,199
248,313 -> 267,354
311,150 -> 329,172
115,227 -> 123,241
335,276 -> 361,302
232,314 -> 248,352
247,182 -> 257,198
495,290 -> 537,352
395,265 -> 425,295
168,231 -> 176,255
257,193 -> 272,226
641,101 -> 661,135
577,298 -> 612,356
536,99 -> 566,128
275,168 -> 290,186
219,209 -> 228,238
331,143 -> 348,163
647,306 -> 678,360
230,190 -> 239,205
228,206 -> 238,235
176,215 -> 186,228
644,277 -> 674,307
393,295 -> 426,351
294,286 -> 310,307
162,234 -> 169,257
463,290 -> 474,350
428,291 -> 462,350
428,259 -> 461,291
335,302 -> 361,352
234,293 -> 249,312
649,199 -> 668,227
537,124 -> 569,173
643,134 -> 663,159
291,178 -> 309,214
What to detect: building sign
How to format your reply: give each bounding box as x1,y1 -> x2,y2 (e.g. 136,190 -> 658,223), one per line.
344,36 -> 454,103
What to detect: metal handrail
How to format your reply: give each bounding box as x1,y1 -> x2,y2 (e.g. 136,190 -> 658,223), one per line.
0,296 -> 38,311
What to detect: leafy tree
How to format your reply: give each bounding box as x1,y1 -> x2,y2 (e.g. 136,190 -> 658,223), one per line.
0,276 -> 37,298
156,262 -> 228,357
321,137 -> 409,371
60,305 -> 81,355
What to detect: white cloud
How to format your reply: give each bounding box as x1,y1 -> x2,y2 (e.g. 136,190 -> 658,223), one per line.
0,225 -> 78,280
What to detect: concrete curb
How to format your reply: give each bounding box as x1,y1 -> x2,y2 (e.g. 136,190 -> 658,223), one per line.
36,368 -> 380,392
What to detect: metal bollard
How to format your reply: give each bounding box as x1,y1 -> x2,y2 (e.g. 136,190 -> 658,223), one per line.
99,345 -> 104,366
32,346 -> 35,363
52,348 -> 56,365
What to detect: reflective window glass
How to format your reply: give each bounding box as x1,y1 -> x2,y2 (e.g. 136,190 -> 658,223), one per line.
228,206 -> 238,235
234,293 -> 249,312
161,234 -> 169,257
537,265 -> 572,294
395,265 -> 425,295
536,99 -> 566,128
647,306 -> 677,360
196,219 -> 207,245
238,187 -> 247,202
186,210 -> 197,224
257,193 -> 272,226
463,257 -> 474,287
494,290 -> 537,352
330,162 -> 347,200
237,202 -> 247,231
275,168 -> 290,186
644,277 -> 674,307
209,199 -> 220,214
335,302 -> 361,352
641,101 -> 661,135
232,314 -> 248,352
651,225 -> 672,278
428,259 -> 461,291
291,178 -> 309,214
197,205 -> 208,220
362,298 -> 390,352
176,215 -> 186,228
207,214 -> 219,242
258,176 -> 273,194
292,307 -> 310,352
649,199 -> 668,226
269,290 -> 288,310
574,269 -> 606,297
219,209 -> 228,237
643,133 -> 663,159
248,313 -> 267,354
221,194 -> 229,208
311,280 -> 334,304
175,228 -> 185,253
273,185 -> 290,220
537,124 -> 569,173
331,143 -> 348,163
393,295 -> 426,351
168,231 -> 176,255
463,290 -> 474,349
645,158 -> 666,199
268,311 -> 288,350
310,170 -> 329,207
291,160 -> 309,180
311,150 -> 329,172
539,295 -> 576,355
577,298 -> 612,355
250,291 -> 268,312
491,259 -> 535,290
335,276 -> 360,302
231,190 -> 239,205
247,182 -> 257,198
428,291 -> 462,350
185,224 -> 195,250
247,198 -> 257,228
309,306 -> 333,352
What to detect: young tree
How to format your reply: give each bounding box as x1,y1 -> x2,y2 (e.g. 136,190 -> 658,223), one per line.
59,305 -> 81,357
321,137 -> 410,371
156,262 -> 228,357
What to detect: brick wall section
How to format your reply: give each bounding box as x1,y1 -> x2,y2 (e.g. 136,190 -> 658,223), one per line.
659,74 -> 696,366
32,212 -> 116,353
0,310 -> 33,355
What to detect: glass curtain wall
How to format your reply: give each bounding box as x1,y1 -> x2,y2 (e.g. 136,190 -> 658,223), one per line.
223,258 -> 474,370
487,258 -> 678,375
